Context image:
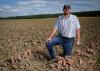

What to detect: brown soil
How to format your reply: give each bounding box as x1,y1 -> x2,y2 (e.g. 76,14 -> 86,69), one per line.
0,17 -> 100,71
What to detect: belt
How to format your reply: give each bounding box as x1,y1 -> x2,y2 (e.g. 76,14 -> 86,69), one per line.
58,34 -> 75,39
59,35 -> 74,39
61,36 -> 75,39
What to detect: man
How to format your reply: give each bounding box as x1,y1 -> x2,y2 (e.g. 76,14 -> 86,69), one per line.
46,4 -> 80,61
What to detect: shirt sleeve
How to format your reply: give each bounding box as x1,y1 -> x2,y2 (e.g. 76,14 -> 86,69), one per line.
76,17 -> 80,30
54,17 -> 59,30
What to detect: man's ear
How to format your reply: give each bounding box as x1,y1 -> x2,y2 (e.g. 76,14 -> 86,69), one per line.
69,9 -> 71,12
69,8 -> 71,11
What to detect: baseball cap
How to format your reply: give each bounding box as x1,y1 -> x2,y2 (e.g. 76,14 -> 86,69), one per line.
63,4 -> 71,10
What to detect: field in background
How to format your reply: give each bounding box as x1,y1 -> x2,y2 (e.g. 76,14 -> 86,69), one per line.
0,17 -> 100,71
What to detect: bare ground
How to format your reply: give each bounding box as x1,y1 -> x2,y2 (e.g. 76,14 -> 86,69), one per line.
0,17 -> 100,71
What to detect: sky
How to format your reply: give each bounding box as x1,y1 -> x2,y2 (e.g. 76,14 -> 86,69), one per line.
0,0 -> 100,17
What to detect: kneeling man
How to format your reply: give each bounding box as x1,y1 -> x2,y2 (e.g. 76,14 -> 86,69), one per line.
46,4 -> 81,61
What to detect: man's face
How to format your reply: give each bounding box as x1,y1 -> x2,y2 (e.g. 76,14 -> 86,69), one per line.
63,8 -> 71,15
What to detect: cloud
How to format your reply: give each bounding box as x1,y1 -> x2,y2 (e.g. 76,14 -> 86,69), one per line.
0,0 -> 100,17
17,0 -> 47,7
64,0 -> 100,12
0,0 -> 63,17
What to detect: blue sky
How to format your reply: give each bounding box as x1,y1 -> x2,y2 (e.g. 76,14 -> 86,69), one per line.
0,0 -> 100,17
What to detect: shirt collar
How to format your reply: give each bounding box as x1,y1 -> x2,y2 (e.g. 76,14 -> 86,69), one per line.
63,14 -> 71,20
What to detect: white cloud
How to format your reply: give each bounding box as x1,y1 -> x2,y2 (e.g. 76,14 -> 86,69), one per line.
3,5 -> 11,9
0,0 -> 64,17
0,0 -> 100,17
17,0 -> 47,7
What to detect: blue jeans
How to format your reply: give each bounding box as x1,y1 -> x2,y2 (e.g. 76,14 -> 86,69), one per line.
46,35 -> 75,59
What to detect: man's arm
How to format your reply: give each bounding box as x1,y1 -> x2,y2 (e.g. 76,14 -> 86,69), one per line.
47,28 -> 57,42
47,16 -> 59,42
76,28 -> 80,45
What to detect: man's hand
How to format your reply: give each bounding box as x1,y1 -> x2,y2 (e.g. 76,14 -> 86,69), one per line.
46,37 -> 52,43
46,28 -> 57,43
76,40 -> 80,46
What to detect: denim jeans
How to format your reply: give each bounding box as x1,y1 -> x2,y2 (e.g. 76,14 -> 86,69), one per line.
46,35 -> 75,59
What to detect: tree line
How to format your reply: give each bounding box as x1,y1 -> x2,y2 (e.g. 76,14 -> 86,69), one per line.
0,11 -> 100,19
